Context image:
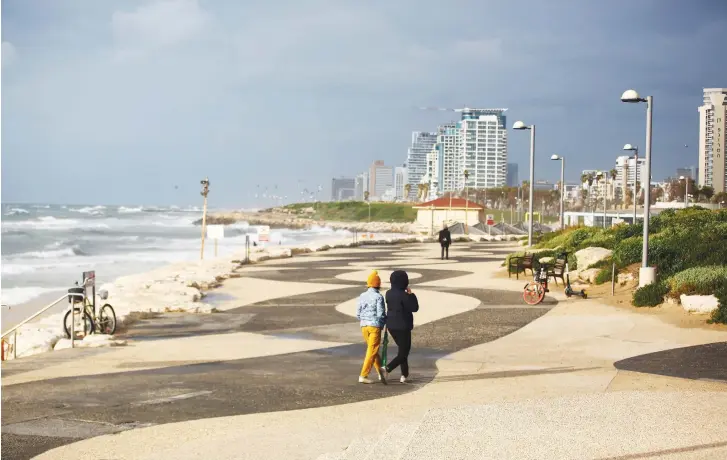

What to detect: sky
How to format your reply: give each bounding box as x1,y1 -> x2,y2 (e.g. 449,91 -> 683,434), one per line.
2,0 -> 726,207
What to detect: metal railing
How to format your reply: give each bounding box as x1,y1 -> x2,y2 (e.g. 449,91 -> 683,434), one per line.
1,293 -> 85,361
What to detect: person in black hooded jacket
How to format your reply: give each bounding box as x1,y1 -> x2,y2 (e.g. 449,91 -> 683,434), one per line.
382,270 -> 419,383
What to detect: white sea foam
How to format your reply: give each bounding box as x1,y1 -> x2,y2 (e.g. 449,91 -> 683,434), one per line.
70,205 -> 106,215
4,207 -> 29,216
118,206 -> 143,214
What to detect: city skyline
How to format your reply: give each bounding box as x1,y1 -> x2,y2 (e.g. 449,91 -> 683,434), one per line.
2,1 -> 726,206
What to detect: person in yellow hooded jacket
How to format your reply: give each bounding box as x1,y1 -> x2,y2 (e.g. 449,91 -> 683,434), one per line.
355,270 -> 387,384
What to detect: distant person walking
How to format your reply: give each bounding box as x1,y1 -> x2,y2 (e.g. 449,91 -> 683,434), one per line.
381,270 -> 419,383
438,224 -> 452,260
356,270 -> 387,384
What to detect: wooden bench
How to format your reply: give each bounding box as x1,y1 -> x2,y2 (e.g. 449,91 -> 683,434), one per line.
548,256 -> 567,286
508,253 -> 535,279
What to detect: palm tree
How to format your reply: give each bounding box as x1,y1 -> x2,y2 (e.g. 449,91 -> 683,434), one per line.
699,185 -> 714,203
404,183 -> 412,201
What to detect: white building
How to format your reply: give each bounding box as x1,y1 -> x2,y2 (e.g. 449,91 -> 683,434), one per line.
425,146 -> 441,200
369,160 -> 393,200
406,132 -> 437,201
355,172 -> 369,200
698,88 -> 727,194
460,108 -> 508,190
615,156 -> 647,187
394,165 -> 408,201
437,122 -> 462,192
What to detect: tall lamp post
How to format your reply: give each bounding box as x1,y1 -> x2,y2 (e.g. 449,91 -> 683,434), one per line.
679,176 -> 689,207
623,144 -> 639,225
513,121 -> 535,246
621,89 -> 654,286
200,177 -> 210,260
463,169 -> 470,234
550,155 -> 565,229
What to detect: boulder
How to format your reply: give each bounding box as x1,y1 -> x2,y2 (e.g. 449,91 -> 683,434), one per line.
539,256 -> 554,264
578,268 -> 601,284
575,247 -> 612,270
680,294 -> 719,314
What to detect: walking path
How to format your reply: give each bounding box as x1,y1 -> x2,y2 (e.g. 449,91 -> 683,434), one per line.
2,241 -> 725,459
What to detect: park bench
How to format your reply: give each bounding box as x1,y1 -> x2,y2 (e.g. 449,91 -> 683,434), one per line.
547,255 -> 567,286
507,253 -> 535,279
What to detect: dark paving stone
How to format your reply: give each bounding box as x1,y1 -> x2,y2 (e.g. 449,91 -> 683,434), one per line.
613,341 -> 727,382
0,433 -> 81,460
0,244 -> 545,459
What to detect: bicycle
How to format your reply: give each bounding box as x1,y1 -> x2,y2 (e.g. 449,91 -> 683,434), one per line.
523,262 -> 550,305
64,278 -> 117,339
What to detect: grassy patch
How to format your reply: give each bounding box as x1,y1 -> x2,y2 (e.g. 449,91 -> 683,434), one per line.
667,266 -> 727,299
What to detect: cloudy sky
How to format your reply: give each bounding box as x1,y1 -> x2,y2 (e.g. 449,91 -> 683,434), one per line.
2,0 -> 726,207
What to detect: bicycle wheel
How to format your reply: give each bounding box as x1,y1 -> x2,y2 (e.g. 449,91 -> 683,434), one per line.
523,282 -> 545,305
63,309 -> 94,339
98,304 -> 117,335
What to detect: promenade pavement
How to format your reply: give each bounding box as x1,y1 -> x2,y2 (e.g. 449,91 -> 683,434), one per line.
2,241 -> 725,459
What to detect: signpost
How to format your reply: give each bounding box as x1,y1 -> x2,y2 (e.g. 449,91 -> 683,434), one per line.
206,225 -> 225,257
258,225 -> 270,244
486,214 -> 495,236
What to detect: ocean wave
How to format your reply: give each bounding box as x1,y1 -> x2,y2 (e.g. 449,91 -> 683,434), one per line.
70,205 -> 106,216
4,207 -> 30,216
118,206 -> 143,214
6,245 -> 87,260
2,216 -> 112,232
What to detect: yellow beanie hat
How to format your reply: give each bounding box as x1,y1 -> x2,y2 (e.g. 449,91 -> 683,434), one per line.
367,270 -> 381,288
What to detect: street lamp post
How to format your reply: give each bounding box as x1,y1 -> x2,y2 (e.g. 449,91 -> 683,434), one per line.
679,176 -> 689,207
550,155 -> 565,229
513,121 -> 535,246
463,169 -> 470,234
621,89 -> 654,286
200,177 -> 210,260
623,144 -> 639,225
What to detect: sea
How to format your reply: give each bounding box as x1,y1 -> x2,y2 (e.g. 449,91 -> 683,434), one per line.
1,203 -> 353,307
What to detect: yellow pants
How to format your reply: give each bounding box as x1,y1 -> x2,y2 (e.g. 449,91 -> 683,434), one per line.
360,326 -> 383,377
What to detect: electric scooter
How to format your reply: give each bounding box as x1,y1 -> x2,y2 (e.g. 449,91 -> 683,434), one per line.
560,252 -> 587,299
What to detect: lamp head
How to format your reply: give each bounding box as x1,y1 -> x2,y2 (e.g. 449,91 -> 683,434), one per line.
512,121 -> 528,130
550,154 -> 561,161
620,89 -> 643,103
623,143 -> 636,151
679,176 -> 685,180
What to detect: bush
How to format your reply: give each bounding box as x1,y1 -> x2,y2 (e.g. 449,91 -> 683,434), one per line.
708,284 -> 727,324
667,266 -> 727,299
594,266 -> 617,285
613,236 -> 642,268
632,281 -> 670,307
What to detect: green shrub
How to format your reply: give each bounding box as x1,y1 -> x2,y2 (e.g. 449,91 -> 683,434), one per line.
708,284 -> 727,324
667,266 -> 727,299
613,236 -> 642,268
594,266 -> 617,285
632,281 -> 669,307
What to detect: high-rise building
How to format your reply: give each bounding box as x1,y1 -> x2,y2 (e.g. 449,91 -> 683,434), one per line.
507,163 -> 519,187
460,108 -> 508,190
394,165 -> 408,201
354,172 -> 368,200
406,132 -> 437,200
676,167 -> 696,180
331,177 -> 355,201
437,123 -> 462,193
369,160 -> 394,199
698,88 -> 727,193
615,156 -> 647,188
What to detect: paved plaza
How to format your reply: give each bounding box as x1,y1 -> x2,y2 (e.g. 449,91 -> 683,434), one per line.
2,241 -> 726,459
